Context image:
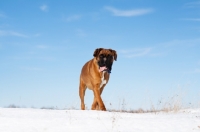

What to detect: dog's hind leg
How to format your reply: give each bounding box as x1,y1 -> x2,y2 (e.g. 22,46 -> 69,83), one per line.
79,78 -> 87,110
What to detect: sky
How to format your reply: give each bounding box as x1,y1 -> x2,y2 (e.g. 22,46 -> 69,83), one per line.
0,0 -> 200,110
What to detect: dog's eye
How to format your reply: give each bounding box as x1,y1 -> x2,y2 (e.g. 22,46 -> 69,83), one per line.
99,54 -> 103,58
107,55 -> 112,58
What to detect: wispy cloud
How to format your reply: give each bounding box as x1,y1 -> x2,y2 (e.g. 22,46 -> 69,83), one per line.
34,33 -> 41,37
0,30 -> 28,38
120,48 -> 152,58
65,15 -> 81,22
40,4 -> 49,12
184,1 -> 200,8
162,38 -> 200,47
104,6 -> 153,17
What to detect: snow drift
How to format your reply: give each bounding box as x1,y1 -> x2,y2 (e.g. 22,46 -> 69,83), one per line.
0,108 -> 199,132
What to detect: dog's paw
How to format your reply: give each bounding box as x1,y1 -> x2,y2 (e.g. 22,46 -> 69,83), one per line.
100,106 -> 106,111
81,104 -> 85,110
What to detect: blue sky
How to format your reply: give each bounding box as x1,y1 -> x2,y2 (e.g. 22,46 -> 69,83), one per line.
0,0 -> 200,110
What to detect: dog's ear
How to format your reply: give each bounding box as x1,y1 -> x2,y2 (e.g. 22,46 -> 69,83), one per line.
109,49 -> 117,61
93,48 -> 103,57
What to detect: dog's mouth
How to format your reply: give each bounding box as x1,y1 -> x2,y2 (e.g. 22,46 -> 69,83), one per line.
99,66 -> 111,73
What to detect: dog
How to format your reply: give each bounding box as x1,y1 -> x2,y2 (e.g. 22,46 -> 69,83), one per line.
79,48 -> 117,111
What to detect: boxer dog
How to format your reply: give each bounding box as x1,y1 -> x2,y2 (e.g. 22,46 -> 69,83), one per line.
79,48 -> 117,111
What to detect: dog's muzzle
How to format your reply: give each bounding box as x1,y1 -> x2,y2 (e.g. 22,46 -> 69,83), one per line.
99,66 -> 111,73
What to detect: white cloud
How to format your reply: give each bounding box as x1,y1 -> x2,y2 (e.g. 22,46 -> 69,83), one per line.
120,48 -> 152,58
0,30 -> 28,38
9,31 -> 28,38
162,38 -> 200,47
65,15 -> 81,22
104,6 -> 153,17
40,5 -> 49,12
184,1 -> 200,8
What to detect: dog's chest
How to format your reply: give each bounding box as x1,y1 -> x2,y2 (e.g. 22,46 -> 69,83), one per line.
100,71 -> 107,88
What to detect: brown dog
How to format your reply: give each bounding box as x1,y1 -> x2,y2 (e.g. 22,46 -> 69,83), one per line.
79,48 -> 117,111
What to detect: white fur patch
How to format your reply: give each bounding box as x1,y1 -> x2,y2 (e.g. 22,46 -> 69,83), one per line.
100,71 -> 107,88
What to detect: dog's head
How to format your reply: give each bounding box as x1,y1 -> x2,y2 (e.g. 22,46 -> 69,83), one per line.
93,48 -> 117,73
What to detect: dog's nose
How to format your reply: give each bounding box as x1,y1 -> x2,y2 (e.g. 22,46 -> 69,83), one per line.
103,58 -> 106,65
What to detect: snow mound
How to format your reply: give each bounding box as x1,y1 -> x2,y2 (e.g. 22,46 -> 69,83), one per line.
0,108 -> 200,132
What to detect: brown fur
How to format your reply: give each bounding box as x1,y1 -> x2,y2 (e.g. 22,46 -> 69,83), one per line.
79,48 -> 117,111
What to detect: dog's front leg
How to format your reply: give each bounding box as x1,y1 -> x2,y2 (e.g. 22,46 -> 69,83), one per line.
92,84 -> 106,111
92,85 -> 106,110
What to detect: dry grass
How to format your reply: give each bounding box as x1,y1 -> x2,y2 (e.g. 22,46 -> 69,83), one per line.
4,91 -> 193,113
108,93 -> 185,113
6,104 -> 21,108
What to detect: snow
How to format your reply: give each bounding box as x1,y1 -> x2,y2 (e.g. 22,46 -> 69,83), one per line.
0,108 -> 200,132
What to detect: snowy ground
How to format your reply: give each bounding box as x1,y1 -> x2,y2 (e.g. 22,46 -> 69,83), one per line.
0,108 -> 200,132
